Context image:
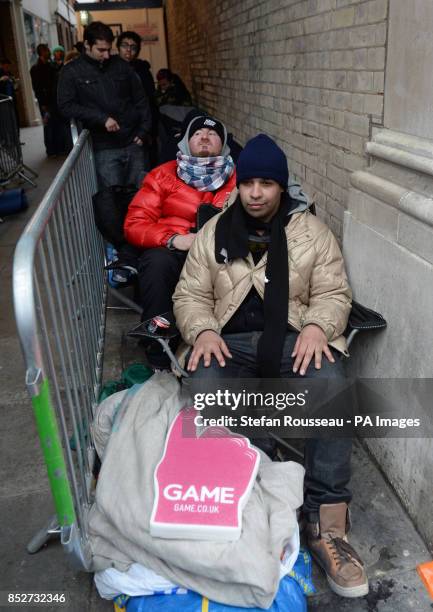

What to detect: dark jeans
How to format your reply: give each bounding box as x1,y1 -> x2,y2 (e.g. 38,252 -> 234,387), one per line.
94,142 -> 149,189
185,331 -> 352,521
137,247 -> 187,322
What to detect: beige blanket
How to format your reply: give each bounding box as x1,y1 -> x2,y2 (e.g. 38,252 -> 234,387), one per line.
89,372 -> 304,609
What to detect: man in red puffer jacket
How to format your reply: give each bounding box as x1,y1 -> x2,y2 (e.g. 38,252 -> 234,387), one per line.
124,113 -> 236,367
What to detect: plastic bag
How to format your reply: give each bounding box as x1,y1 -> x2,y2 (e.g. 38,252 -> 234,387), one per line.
95,563 -> 185,600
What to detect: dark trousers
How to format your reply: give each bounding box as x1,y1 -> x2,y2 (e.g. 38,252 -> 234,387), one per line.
43,113 -> 73,156
137,247 -> 187,322
185,331 -> 352,521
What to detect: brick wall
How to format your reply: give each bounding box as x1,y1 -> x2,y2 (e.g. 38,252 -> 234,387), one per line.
165,0 -> 388,239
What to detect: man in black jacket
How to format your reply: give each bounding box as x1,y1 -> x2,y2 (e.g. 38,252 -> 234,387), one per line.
58,22 -> 151,188
31,44 -> 70,156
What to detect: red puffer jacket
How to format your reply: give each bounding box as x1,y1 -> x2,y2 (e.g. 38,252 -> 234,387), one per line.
124,160 -> 237,249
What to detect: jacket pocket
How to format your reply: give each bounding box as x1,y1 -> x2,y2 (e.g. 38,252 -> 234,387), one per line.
76,78 -> 100,103
114,76 -> 130,98
77,77 -> 99,87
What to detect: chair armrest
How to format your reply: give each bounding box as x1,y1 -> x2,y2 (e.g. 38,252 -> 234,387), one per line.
346,300 -> 387,332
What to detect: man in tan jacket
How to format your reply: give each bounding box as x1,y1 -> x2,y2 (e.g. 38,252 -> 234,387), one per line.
173,134 -> 368,599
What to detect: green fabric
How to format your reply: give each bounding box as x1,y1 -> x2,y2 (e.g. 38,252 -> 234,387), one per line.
122,363 -> 153,387
98,363 -> 153,403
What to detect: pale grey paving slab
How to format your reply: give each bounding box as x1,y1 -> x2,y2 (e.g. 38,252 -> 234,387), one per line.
0,491 -> 92,612
0,400 -> 49,498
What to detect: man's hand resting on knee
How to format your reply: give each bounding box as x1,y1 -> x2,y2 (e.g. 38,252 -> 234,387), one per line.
292,324 -> 335,376
188,330 -> 232,371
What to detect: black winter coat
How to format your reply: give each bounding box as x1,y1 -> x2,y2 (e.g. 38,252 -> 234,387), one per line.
30,60 -> 58,114
57,54 -> 151,150
130,58 -> 158,136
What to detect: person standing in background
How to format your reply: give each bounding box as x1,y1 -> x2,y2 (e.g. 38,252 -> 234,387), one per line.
30,43 -> 72,157
116,30 -> 158,167
155,68 -> 192,108
0,58 -> 18,98
0,58 -> 19,124
52,46 -> 65,71
58,22 -> 152,188
30,44 -> 53,122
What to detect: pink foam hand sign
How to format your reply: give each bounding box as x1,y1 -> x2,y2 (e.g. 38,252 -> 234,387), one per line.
150,409 -> 260,541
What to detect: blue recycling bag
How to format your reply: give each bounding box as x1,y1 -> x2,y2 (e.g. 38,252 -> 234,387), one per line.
120,549 -> 314,612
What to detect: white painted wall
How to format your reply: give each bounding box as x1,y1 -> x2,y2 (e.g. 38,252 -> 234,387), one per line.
56,0 -> 77,26
22,0 -> 52,23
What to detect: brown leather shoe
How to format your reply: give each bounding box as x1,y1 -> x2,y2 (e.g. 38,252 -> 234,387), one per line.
306,502 -> 369,598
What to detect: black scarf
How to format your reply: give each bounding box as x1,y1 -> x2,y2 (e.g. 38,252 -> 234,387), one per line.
215,193 -> 295,377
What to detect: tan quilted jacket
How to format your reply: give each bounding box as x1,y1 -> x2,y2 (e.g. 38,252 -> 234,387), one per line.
173,209 -> 352,360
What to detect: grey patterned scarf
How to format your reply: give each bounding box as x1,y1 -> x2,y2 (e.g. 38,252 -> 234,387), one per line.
176,152 -> 234,191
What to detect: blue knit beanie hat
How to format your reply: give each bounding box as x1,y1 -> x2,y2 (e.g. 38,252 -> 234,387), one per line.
236,134 -> 288,189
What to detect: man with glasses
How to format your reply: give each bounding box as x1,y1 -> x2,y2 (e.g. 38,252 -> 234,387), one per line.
116,30 -> 158,166
58,21 -> 151,188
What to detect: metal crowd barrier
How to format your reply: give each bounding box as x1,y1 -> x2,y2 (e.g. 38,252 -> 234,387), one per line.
13,129 -> 105,570
0,94 -> 37,187
70,118 -> 81,146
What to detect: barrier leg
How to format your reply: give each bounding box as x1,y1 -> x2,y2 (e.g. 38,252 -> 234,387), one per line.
108,286 -> 143,315
26,376 -> 78,551
27,515 -> 60,554
22,163 -> 38,179
18,169 -> 37,188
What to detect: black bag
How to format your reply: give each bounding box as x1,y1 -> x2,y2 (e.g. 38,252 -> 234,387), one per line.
92,184 -> 137,249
